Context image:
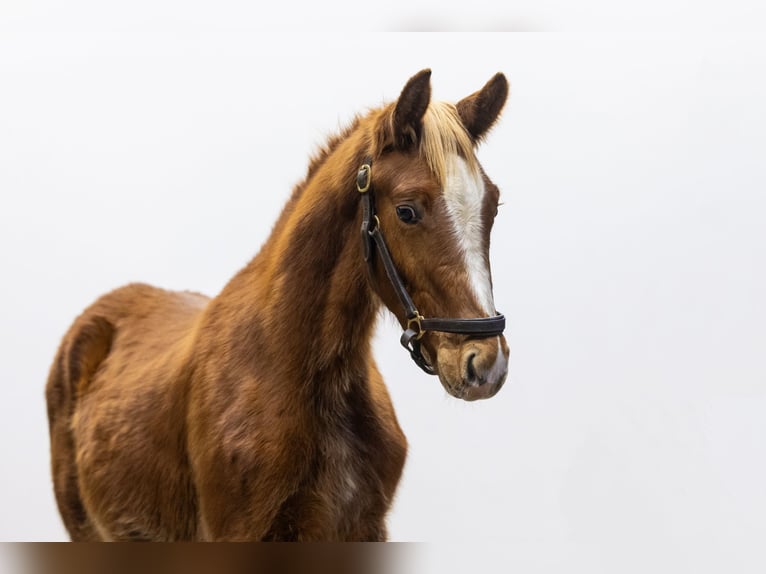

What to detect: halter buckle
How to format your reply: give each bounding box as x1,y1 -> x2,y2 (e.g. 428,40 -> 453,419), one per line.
357,163 -> 372,193
369,215 -> 379,234
407,312 -> 426,340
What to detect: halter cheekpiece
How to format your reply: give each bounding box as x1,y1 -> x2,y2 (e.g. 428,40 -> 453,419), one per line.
356,156 -> 506,375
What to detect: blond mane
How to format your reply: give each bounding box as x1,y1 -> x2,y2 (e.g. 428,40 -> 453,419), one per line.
421,101 -> 479,184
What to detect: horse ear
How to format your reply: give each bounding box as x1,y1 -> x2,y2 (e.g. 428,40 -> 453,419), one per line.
456,72 -> 509,142
392,69 -> 432,149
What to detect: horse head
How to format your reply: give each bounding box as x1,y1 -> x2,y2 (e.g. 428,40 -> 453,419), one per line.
363,69 -> 510,401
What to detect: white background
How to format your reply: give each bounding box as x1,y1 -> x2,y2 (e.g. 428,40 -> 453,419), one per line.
1,3 -> 765,572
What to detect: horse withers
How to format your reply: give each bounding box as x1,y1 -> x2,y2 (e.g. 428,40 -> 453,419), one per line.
45,69 -> 510,541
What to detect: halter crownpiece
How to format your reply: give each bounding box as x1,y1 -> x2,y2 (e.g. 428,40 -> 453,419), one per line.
356,156 -> 506,375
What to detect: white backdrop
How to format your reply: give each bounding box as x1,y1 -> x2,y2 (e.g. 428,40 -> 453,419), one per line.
1,7 -> 765,573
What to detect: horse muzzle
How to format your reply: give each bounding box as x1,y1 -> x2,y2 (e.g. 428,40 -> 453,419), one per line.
433,334 -> 509,401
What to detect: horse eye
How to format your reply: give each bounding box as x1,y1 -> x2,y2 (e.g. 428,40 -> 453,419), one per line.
396,205 -> 419,224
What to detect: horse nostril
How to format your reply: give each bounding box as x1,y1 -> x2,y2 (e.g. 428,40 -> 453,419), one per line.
466,352 -> 478,382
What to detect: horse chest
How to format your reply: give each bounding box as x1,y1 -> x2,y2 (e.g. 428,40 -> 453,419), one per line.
318,433 -> 365,516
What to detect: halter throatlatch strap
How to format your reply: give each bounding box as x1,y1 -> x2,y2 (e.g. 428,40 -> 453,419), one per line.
357,156 -> 506,375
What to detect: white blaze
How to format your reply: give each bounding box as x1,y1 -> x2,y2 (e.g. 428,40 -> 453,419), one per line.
442,155 -> 496,316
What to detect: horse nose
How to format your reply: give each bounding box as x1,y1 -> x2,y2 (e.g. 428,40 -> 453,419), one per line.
461,339 -> 508,401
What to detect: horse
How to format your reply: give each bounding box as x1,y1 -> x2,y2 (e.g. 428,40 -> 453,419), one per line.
45,69 -> 510,541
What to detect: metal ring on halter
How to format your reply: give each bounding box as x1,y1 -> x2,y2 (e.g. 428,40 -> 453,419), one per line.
357,164 -> 372,193
406,313 -> 426,340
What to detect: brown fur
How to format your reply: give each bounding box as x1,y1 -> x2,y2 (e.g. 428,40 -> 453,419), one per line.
46,70 -> 509,541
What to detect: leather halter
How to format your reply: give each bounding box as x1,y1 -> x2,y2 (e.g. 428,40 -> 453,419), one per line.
357,156 -> 506,375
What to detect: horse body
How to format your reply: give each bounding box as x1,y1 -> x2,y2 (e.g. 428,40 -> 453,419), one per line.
46,70 -> 509,541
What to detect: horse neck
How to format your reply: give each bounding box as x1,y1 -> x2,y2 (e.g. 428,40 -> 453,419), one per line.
207,142 -> 379,394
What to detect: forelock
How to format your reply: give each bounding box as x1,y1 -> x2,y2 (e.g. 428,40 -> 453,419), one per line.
421,102 -> 479,185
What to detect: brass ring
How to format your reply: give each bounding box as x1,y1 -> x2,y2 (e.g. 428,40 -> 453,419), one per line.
369,215 -> 380,234
357,164 -> 371,193
407,313 -> 426,340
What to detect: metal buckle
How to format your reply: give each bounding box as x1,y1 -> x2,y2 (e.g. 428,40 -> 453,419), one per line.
368,215 -> 379,234
407,312 -> 426,340
357,164 -> 371,193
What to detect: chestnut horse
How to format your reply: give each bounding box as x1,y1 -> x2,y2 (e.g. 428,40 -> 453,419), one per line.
45,69 -> 510,541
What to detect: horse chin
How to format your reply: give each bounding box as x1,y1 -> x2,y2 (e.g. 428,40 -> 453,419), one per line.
439,375 -> 506,402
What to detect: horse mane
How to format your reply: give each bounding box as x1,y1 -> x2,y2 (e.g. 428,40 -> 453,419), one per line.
295,100 -> 477,201
303,116 -> 363,184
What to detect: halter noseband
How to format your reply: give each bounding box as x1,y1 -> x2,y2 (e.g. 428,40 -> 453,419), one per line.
357,156 -> 506,375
